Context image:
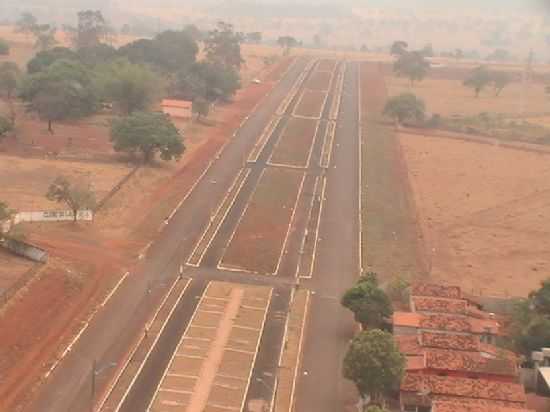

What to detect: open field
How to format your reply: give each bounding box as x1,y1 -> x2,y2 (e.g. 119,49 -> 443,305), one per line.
220,168 -> 305,274
305,70 -> 333,92
0,248 -> 36,293
294,90 -> 327,119
0,154 -> 131,211
148,281 -> 272,412
400,132 -> 550,297
386,75 -> 550,117
269,117 -> 318,167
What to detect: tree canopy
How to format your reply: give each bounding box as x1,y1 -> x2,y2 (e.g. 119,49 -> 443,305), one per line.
0,116 -> 12,139
393,51 -> 430,86
15,12 -> 38,37
390,40 -> 408,56
97,58 -> 160,114
510,280 -> 550,356
118,30 -> 198,73
383,93 -> 426,125
46,176 -> 96,221
19,59 -> 99,132
491,70 -> 513,96
27,47 -> 78,73
204,21 -> 244,70
110,112 -> 184,163
0,62 -> 21,99
65,10 -> 111,49
343,330 -> 405,405
176,61 -> 240,102
341,272 -> 393,330
463,66 -> 492,97
0,39 -> 9,56
278,36 -> 299,55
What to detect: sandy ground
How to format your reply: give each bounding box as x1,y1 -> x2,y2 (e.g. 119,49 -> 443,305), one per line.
386,75 -> 550,117
0,248 -> 35,292
400,132 -> 550,297
0,154 -> 131,211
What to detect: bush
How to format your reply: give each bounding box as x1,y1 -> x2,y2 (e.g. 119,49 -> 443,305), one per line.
0,39 -> 9,55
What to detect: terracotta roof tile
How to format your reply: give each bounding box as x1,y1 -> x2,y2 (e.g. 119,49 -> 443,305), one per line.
393,311 -> 421,328
419,313 -> 473,333
433,399 -> 533,412
412,283 -> 462,299
401,373 -> 526,404
421,332 -> 480,351
424,349 -> 518,376
396,335 -> 423,355
413,296 -> 469,315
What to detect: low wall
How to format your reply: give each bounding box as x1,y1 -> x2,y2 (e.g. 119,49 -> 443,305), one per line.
1,238 -> 48,263
14,210 -> 93,224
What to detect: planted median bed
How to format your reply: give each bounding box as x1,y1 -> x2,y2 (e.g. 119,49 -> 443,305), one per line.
269,117 -> 319,167
220,168 -> 305,274
305,71 -> 333,91
294,90 -> 327,119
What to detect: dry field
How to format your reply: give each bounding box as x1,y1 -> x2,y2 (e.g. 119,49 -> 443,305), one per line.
0,248 -> 35,292
0,154 -> 131,211
400,132 -> 550,297
221,168 -> 304,274
294,90 -> 327,119
386,75 -> 550,117
269,117 -> 318,167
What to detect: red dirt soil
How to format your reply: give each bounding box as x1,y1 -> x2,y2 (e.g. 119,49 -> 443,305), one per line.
0,57 -> 294,412
269,117 -> 318,167
294,90 -> 327,118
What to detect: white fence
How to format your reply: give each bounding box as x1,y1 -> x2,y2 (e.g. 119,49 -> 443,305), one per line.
1,210 -> 93,233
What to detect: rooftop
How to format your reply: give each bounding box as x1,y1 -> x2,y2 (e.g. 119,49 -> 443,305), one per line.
424,348 -> 517,376
413,296 -> 469,315
401,373 -> 527,404
432,399 -> 534,412
412,283 -> 462,299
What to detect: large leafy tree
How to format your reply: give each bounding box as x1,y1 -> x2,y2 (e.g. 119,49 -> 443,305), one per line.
393,51 -> 430,86
27,47 -> 78,73
98,58 -> 160,114
343,330 -> 405,406
0,39 -> 9,56
463,66 -> 492,97
390,40 -> 408,56
15,12 -> 38,38
491,70 -> 513,97
0,62 -> 21,99
118,31 -> 198,73
383,93 -> 426,125
341,272 -> 393,330
32,24 -> 58,51
277,36 -> 299,56
205,21 -> 244,69
65,10 -> 111,50
77,44 -> 117,66
110,112 -> 184,163
176,61 -> 240,102
46,176 -> 96,221
19,59 -> 99,132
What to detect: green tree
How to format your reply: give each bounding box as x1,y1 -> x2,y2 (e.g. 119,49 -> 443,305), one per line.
176,62 -> 240,102
487,48 -> 512,62
530,279 -> 550,315
65,10 -> 110,49
393,51 -> 430,86
205,21 -> 244,70
245,32 -> 262,44
118,31 -> 198,73
491,70 -> 513,96
0,39 -> 9,55
27,47 -> 78,73
464,65 -> 492,97
0,116 -> 12,139
32,24 -> 58,51
390,40 -> 408,56
0,62 -> 21,99
110,112 -> 184,163
343,330 -> 405,407
192,98 -> 210,121
341,273 -> 393,330
19,59 -> 99,132
421,43 -> 434,58
15,12 -> 38,38
383,93 -> 426,125
98,58 -> 160,114
277,36 -> 299,56
46,176 -> 96,222
0,201 -> 14,221
77,44 -> 117,66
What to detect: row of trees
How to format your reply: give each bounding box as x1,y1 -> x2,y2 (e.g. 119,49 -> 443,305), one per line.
463,66 -> 513,97
1,12 -> 246,163
341,273 -> 405,410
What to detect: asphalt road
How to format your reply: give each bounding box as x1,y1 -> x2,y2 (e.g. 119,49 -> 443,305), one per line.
24,57 -> 309,412
294,61 -> 361,412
